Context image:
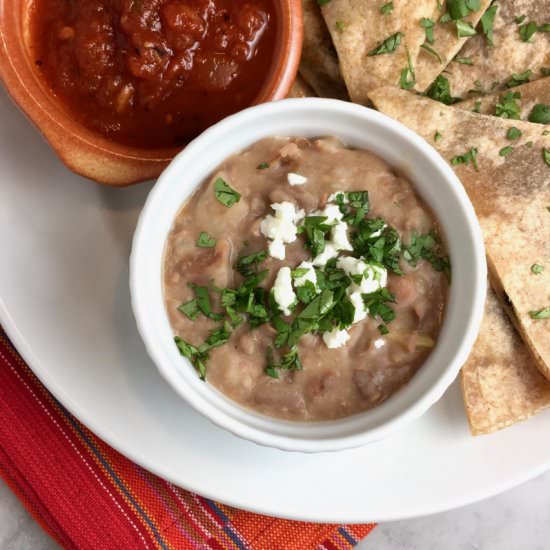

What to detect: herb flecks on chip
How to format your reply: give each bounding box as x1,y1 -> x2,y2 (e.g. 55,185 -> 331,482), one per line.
367,32 -> 403,56
451,147 -> 479,171
506,70 -> 532,88
529,307 -> 550,320
495,92 -> 521,119
426,75 -> 458,105
196,232 -> 217,248
528,104 -> 550,125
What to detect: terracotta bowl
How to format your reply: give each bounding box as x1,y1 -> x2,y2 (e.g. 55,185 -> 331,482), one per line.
0,0 -> 303,186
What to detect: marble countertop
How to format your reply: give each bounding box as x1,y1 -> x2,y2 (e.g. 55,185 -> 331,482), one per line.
2,471 -> 550,549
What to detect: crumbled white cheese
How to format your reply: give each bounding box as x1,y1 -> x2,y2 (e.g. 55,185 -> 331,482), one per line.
360,264 -> 388,294
293,261 -> 317,288
336,257 -> 387,294
348,290 -> 368,323
260,201 -> 305,259
322,327 -> 350,349
331,221 -> 353,251
312,243 -> 339,266
268,239 -> 286,260
369,224 -> 387,239
373,338 -> 385,349
287,172 -> 308,186
313,203 -> 343,224
273,267 -> 296,316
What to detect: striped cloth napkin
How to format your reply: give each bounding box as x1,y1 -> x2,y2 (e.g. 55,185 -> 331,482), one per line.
0,330 -> 375,549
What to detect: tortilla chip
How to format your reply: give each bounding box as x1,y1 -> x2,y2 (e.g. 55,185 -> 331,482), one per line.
287,74 -> 316,98
300,0 -> 348,100
461,287 -> 550,435
458,77 -> 550,119
321,0 -> 436,104
414,0 -> 492,91
369,86 -> 550,380
445,0 -> 550,99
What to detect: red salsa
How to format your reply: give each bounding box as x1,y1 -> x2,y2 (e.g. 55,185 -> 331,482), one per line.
31,0 -> 277,148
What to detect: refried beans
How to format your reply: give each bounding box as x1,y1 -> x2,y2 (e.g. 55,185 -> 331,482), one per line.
163,137 -> 449,421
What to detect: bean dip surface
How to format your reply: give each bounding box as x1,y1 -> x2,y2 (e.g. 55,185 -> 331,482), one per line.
163,137 -> 449,421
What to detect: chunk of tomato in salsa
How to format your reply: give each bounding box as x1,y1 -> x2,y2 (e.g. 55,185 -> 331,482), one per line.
31,0 -> 277,148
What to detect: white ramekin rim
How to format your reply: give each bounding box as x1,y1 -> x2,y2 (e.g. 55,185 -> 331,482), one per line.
130,98 -> 486,453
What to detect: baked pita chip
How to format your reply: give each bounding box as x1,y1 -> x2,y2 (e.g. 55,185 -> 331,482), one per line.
414,0 -> 493,91
321,0 -> 436,104
300,0 -> 348,100
369,86 -> 550,380
458,77 -> 550,119
461,287 -> 550,435
445,0 -> 550,99
287,74 -> 316,98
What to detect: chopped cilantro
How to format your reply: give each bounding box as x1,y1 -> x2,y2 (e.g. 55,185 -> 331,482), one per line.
529,307 -> 550,320
363,288 -> 396,324
456,19 -> 476,38
421,18 -> 435,44
506,127 -> 522,140
528,104 -> 550,124
473,100 -> 482,113
214,178 -> 241,207
174,336 -> 208,380
188,283 -> 223,320
450,147 -> 479,171
403,232 -> 451,279
454,56 -> 473,65
399,48 -> 416,90
495,91 -> 521,119
434,131 -> 443,142
335,20 -> 346,31
235,250 -> 267,276
380,2 -> 393,14
519,21 -> 538,42
301,216 -> 332,257
177,299 -> 200,320
515,15 -> 526,25
544,148 -> 550,167
257,162 -> 269,169
265,346 -> 302,378
421,44 -> 443,63
480,4 -> 498,45
196,232 -> 217,248
426,75 -> 458,105
506,70 -> 532,88
531,263 -> 544,275
499,146 -> 514,157
367,32 -> 403,56
378,324 -> 390,335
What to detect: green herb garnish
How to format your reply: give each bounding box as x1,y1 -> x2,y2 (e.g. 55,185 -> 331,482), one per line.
421,44 -> 443,63
454,56 -> 473,65
367,32 -> 403,56
399,47 -> 416,90
506,127 -> 522,140
403,232 -> 451,279
506,70 -> 532,88
519,21 -> 538,42
544,148 -> 550,167
214,178 -> 241,207
177,299 -> 200,320
434,131 -> 443,142
531,263 -> 544,275
196,232 -> 217,248
426,75 -> 458,105
495,91 -> 521,119
235,250 -> 267,276
529,307 -> 550,320
451,147 -> 479,171
480,4 -> 498,45
380,2 -> 393,14
499,146 -> 514,157
335,20 -> 346,31
421,18 -> 435,44
528,104 -> 550,124
257,162 -> 269,169
456,19 -> 476,38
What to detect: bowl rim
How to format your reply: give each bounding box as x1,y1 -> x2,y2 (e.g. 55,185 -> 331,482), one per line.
130,97 -> 487,452
0,0 -> 303,182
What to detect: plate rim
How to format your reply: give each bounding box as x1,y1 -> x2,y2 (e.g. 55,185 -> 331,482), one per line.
2,304 -> 550,523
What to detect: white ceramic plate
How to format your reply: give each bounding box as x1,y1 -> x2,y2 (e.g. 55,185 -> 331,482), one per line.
1,89 -> 550,523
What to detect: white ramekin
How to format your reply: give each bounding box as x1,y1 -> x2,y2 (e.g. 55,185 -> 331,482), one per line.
130,98 -> 486,453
